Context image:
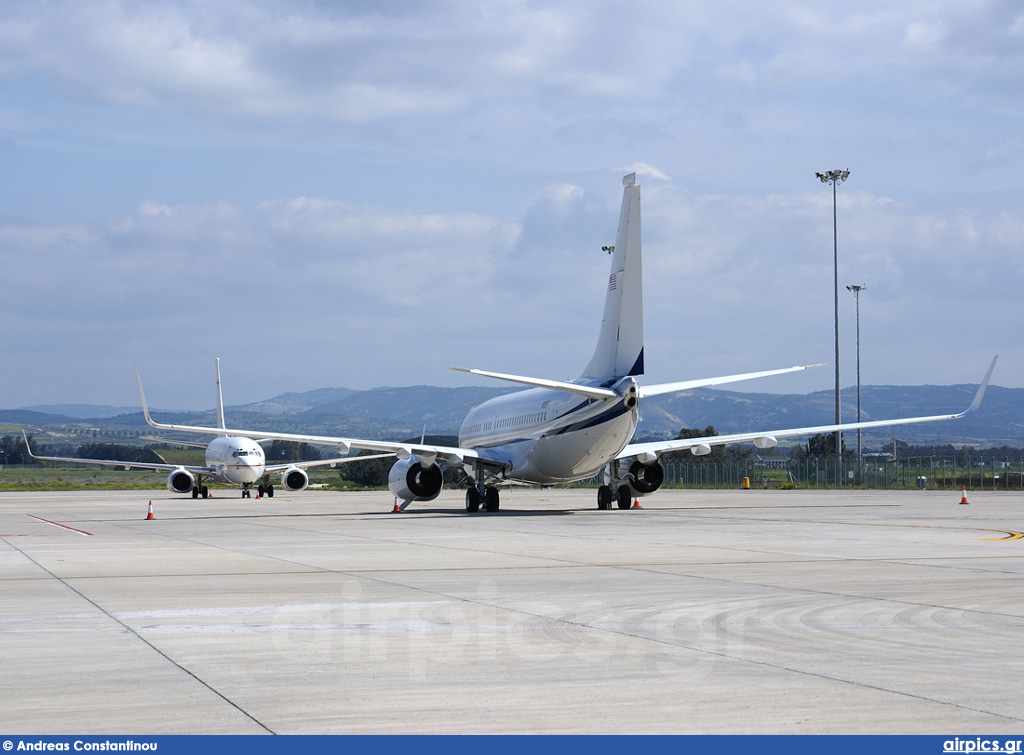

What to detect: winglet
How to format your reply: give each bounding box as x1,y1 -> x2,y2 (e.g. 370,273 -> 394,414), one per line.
964,355 -> 998,415
21,430 -> 38,459
135,363 -> 156,427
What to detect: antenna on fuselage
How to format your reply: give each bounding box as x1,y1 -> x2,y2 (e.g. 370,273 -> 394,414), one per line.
215,358 -> 227,433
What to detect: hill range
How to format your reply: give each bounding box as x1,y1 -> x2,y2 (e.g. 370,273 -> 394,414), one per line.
5,382 -> 1022,449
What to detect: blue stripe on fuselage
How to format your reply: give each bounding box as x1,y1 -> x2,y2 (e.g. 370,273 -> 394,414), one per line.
547,398 -> 632,437
464,397 -> 632,451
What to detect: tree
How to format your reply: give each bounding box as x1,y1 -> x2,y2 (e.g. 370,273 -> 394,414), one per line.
664,426 -> 753,463
1,434 -> 35,465
337,453 -> 394,487
266,440 -> 322,462
790,432 -> 850,459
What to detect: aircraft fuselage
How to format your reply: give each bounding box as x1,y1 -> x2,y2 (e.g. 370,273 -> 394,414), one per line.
459,380 -> 638,484
204,435 -> 265,485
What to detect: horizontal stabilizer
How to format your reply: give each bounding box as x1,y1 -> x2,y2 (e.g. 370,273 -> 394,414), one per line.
639,364 -> 823,398
451,367 -> 619,400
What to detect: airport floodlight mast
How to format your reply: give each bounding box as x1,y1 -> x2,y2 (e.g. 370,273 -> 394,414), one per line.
817,168 -> 850,483
847,283 -> 867,460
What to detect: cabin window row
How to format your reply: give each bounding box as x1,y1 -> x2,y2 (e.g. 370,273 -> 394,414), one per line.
466,411 -> 548,435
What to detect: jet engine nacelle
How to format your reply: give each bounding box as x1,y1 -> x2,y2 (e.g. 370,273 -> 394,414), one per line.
388,458 -> 443,502
616,458 -> 665,498
281,466 -> 309,492
167,468 -> 194,494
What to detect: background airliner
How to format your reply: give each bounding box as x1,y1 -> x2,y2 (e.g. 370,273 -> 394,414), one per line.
27,359 -> 390,498
135,173 -> 996,512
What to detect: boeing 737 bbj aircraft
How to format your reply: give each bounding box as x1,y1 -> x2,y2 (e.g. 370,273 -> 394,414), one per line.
27,359 -> 390,498
135,173 -> 996,512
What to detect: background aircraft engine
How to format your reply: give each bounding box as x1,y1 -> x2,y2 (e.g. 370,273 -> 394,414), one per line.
167,468 -> 194,494
388,458 -> 443,502
625,459 -> 665,496
281,466 -> 309,492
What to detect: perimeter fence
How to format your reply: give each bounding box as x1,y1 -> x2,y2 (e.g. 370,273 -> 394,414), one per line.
664,456 -> 1024,490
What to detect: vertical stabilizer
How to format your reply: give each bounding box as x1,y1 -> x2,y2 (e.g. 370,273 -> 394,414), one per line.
215,358 -> 227,432
580,172 -> 644,380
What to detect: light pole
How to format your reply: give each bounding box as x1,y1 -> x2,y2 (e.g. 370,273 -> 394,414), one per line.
846,283 -> 866,460
816,168 -> 850,484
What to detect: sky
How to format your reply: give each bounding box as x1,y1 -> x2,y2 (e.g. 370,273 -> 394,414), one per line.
1,0 -> 1022,411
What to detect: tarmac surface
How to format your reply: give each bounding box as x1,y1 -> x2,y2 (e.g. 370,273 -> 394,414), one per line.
1,486 -> 1022,734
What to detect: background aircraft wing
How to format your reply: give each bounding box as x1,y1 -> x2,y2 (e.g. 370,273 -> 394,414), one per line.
136,362 -> 502,469
23,433 -> 216,473
622,356 -> 997,459
263,452 -> 395,473
139,434 -> 208,449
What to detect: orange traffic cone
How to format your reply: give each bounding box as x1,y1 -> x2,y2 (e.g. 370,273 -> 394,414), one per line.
960,486 -> 969,505
632,498 -> 641,509
145,501 -> 155,520
392,498 -> 401,513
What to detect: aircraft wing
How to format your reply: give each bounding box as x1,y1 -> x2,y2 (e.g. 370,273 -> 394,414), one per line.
22,433 -> 216,473
263,453 -> 395,473
139,434 -> 209,450
135,366 -> 498,470
638,364 -> 823,398
621,357 -> 997,459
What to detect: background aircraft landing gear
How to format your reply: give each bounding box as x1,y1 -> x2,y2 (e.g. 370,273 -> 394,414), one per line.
597,485 -> 612,510
192,484 -> 210,499
466,488 -> 480,512
485,486 -> 499,512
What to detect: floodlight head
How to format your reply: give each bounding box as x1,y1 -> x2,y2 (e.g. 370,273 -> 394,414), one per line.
816,169 -> 850,185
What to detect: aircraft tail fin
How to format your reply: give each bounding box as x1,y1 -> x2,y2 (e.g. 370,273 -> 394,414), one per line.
580,172 -> 644,380
215,358 -> 226,431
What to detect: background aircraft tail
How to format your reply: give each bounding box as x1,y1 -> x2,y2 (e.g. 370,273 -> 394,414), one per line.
215,358 -> 227,431
580,172 -> 644,380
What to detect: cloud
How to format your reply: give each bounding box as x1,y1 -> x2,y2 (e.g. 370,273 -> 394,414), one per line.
0,1 -> 1021,407
2,169 -> 1020,407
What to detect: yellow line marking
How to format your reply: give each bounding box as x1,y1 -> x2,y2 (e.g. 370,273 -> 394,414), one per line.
977,531 -> 1024,541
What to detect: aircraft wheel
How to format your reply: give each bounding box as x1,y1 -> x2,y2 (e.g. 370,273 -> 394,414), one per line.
257,484 -> 265,497
597,485 -> 612,510
266,485 -> 274,498
201,486 -> 209,499
616,486 -> 632,509
192,486 -> 199,499
465,488 -> 481,513
485,486 -> 500,512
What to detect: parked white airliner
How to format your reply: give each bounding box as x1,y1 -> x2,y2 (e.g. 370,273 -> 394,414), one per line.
27,359 -> 390,499
135,173 -> 997,512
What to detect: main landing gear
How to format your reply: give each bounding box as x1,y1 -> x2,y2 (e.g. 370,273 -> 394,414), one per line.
597,484 -> 633,510
242,483 -> 274,498
191,484 -> 210,499
465,460 -> 500,513
465,485 -> 500,513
